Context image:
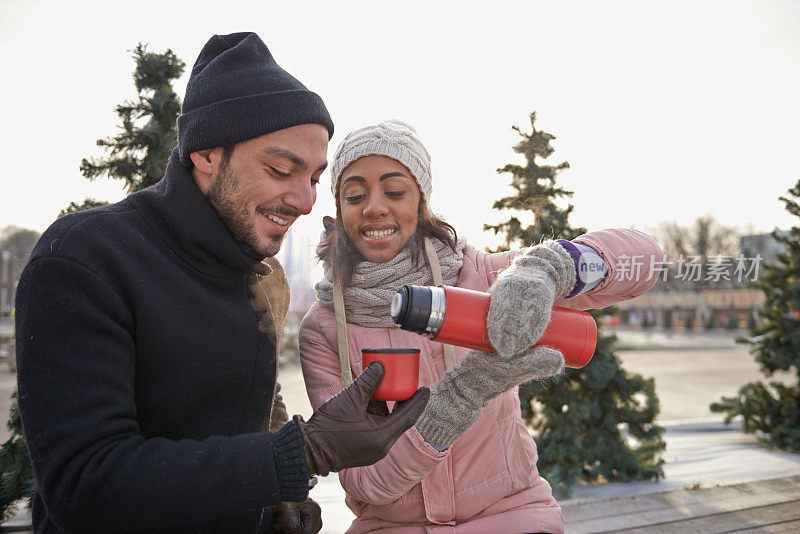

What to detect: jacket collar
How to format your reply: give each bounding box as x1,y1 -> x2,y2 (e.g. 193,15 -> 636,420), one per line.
131,148 -> 270,279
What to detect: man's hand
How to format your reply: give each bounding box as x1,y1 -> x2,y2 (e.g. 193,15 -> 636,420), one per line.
272,498 -> 322,534
294,361 -> 430,476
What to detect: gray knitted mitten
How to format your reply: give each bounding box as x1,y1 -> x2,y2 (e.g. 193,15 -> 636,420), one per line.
415,346 -> 564,449
487,241 -> 576,358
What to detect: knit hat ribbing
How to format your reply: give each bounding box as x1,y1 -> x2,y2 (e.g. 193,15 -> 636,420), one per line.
330,120 -> 432,205
177,32 -> 334,167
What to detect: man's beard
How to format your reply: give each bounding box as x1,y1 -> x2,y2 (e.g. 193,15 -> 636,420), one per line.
206,160 -> 285,258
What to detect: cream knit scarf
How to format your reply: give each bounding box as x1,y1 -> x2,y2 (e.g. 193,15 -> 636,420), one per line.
316,236 -> 466,386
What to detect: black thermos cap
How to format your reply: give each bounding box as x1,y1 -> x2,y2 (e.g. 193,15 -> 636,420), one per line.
391,285 -> 433,335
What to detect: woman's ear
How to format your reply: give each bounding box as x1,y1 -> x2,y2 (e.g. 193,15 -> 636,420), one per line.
323,215 -> 336,234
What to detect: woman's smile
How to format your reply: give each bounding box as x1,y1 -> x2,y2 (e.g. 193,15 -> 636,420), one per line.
362,226 -> 398,241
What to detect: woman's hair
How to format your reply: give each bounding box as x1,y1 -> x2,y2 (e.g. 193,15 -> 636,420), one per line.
317,193 -> 458,289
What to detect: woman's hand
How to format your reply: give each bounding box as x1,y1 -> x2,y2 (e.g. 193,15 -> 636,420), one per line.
487,241 -> 576,357
416,345 -> 564,449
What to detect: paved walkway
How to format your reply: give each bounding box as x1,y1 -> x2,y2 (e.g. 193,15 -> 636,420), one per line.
564,475 -> 800,533
564,422 -> 800,503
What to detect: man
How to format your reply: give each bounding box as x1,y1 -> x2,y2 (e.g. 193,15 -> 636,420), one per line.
15,32 -> 429,533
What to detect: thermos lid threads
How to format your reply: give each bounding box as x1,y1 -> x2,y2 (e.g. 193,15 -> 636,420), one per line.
390,291 -> 407,322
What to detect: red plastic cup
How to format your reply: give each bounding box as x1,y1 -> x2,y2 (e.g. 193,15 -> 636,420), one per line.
361,348 -> 420,401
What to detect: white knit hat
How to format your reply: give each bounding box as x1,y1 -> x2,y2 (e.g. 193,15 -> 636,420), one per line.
330,120 -> 432,206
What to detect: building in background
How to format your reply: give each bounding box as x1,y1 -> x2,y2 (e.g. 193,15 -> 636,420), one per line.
278,231 -> 320,315
740,228 -> 790,267
0,227 -> 40,316
610,229 -> 788,329
275,231 -> 322,364
0,250 -> 25,316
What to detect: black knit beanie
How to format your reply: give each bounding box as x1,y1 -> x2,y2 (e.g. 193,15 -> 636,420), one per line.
177,32 -> 334,167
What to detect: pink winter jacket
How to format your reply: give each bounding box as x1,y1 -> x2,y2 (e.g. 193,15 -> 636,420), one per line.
298,229 -> 663,534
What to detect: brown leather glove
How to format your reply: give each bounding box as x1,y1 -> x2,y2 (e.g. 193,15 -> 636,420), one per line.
269,382 -> 290,433
271,498 -> 322,534
294,361 -> 430,476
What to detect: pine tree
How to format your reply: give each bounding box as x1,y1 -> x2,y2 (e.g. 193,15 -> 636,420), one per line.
747,310 -> 757,331
0,44 -> 185,520
711,179 -> 800,451
72,43 -> 184,211
484,112 -> 585,246
0,394 -> 34,522
486,112 -> 665,497
58,198 -> 110,219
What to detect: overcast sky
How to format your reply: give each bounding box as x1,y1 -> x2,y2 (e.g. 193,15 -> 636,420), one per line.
1,0 -> 799,255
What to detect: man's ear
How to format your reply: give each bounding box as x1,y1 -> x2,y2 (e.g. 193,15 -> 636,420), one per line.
190,148 -> 222,194
190,149 -> 216,174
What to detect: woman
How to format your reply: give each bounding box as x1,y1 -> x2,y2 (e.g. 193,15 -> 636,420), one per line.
299,120 -> 663,533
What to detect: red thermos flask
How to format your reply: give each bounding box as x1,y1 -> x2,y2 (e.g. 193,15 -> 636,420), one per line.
390,285 -> 597,368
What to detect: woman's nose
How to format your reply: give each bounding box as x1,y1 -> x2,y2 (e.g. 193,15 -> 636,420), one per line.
362,195 -> 389,217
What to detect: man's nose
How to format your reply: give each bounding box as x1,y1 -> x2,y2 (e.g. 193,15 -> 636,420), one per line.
285,180 -> 316,215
